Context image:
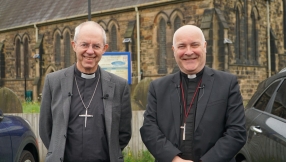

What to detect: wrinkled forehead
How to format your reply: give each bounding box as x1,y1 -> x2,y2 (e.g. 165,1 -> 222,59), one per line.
79,24 -> 102,35
77,26 -> 104,43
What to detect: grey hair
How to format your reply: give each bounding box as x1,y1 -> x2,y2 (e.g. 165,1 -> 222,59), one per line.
73,21 -> 107,44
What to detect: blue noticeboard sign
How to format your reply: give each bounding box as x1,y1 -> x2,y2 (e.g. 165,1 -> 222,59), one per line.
99,52 -> 132,84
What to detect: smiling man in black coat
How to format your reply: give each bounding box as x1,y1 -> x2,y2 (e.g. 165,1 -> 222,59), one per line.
140,25 -> 246,162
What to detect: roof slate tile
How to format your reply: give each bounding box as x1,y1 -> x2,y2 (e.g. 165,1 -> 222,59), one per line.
0,0 -> 170,30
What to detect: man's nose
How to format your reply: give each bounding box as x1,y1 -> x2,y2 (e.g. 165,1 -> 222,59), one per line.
86,45 -> 94,53
185,46 -> 194,55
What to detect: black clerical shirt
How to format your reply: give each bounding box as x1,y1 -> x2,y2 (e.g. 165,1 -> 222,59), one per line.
179,68 -> 204,161
64,66 -> 109,162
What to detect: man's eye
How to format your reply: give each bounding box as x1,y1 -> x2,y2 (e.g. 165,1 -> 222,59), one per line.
192,44 -> 199,47
81,44 -> 88,47
93,45 -> 100,49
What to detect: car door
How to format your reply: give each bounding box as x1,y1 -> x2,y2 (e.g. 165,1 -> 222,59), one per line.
266,79 -> 286,161
244,79 -> 281,162
0,109 -> 13,162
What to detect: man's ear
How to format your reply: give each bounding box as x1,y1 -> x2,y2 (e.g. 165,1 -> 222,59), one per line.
71,41 -> 76,51
204,41 -> 207,53
103,44 -> 109,52
172,45 -> 175,56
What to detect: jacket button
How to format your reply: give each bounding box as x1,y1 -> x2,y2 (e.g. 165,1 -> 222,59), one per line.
64,134 -> 66,138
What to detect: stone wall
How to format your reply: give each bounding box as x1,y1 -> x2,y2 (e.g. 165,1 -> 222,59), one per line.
0,0 -> 285,105
229,66 -> 267,105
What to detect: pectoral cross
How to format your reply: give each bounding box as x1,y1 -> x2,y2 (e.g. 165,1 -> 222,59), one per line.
180,123 -> 186,140
79,109 -> 93,128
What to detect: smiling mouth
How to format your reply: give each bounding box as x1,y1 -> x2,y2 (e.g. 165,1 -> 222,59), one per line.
83,56 -> 96,59
183,57 -> 197,60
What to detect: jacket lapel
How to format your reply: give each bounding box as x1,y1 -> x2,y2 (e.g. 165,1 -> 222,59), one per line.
195,66 -> 214,131
171,72 -> 181,140
61,65 -> 75,128
100,68 -> 114,140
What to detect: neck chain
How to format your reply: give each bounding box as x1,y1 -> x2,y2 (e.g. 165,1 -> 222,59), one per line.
180,78 -> 202,121
179,78 -> 202,140
74,73 -> 101,110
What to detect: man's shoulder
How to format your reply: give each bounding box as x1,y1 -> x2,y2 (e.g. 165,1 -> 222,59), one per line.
46,66 -> 73,78
152,73 -> 176,85
207,67 -> 236,78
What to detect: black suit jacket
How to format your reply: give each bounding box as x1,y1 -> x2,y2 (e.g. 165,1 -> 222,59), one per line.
140,66 -> 246,162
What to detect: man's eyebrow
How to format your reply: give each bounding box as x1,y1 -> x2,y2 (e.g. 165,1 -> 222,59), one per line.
187,41 -> 200,45
79,42 -> 101,45
177,42 -> 186,46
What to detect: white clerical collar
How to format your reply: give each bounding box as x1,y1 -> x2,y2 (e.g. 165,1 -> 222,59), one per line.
188,74 -> 196,79
81,73 -> 95,79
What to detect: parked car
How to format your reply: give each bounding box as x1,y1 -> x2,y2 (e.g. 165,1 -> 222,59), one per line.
235,68 -> 286,162
0,109 -> 39,162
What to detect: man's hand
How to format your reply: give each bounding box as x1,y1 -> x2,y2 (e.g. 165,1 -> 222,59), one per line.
172,156 -> 193,162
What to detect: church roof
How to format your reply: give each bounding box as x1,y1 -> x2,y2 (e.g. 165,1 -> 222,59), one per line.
0,0 -> 178,30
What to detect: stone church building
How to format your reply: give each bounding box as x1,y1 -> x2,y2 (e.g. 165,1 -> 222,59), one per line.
0,0 -> 285,108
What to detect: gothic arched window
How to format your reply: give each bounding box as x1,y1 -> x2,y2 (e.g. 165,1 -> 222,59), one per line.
158,18 -> 167,74
283,1 -> 286,49
23,37 -> 29,78
174,16 -> 181,32
15,38 -> 21,78
64,32 -> 71,67
172,16 -> 182,73
235,8 -> 242,63
251,10 -> 258,64
110,25 -> 117,51
55,32 -> 61,64
0,43 -> 5,79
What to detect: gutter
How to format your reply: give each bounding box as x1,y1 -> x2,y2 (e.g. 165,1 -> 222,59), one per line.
266,0 -> 271,77
135,6 -> 141,82
0,0 -> 190,32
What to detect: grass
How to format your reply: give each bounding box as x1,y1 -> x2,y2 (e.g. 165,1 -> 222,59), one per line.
22,101 -> 40,113
124,148 -> 154,162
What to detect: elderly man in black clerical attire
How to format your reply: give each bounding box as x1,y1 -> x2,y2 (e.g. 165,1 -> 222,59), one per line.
39,21 -> 132,162
140,25 -> 246,162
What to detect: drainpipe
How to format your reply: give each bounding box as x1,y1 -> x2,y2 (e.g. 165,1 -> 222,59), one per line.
135,6 -> 141,83
33,23 -> 39,101
34,23 -> 39,77
266,0 -> 271,77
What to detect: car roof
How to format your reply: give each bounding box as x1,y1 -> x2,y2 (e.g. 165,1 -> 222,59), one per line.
264,69 -> 286,87
246,68 -> 286,108
278,67 -> 286,73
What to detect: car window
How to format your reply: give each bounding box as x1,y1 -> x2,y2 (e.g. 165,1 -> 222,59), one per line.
253,80 -> 280,111
271,80 -> 286,119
